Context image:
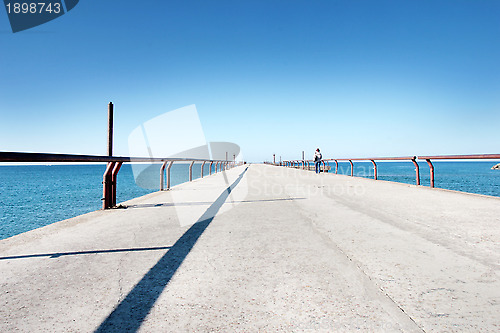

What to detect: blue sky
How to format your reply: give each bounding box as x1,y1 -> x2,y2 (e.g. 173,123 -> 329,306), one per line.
1,0 -> 499,162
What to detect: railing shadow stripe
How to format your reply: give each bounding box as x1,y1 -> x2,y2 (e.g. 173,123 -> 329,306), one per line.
94,167 -> 248,333
0,246 -> 172,260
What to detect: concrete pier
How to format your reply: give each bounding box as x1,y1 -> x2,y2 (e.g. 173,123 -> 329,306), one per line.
1,164 -> 499,332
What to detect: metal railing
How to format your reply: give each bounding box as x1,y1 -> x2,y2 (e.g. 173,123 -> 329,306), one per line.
0,151 -> 242,209
418,154 -> 500,188
279,154 -> 500,189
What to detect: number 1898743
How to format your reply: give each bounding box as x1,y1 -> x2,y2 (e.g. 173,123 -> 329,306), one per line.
5,2 -> 61,14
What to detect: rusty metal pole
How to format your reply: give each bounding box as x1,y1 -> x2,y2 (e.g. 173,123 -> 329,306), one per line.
349,160 -> 354,176
102,102 -> 116,209
102,162 -> 115,209
108,102 -> 113,157
201,161 -> 206,178
335,160 -> 338,174
426,159 -> 435,188
166,161 -> 174,189
210,161 -> 213,175
273,154 -> 276,165
189,161 -> 195,181
160,161 -> 167,190
371,160 -> 377,180
111,162 -> 122,207
412,157 -> 420,185
321,160 -> 326,172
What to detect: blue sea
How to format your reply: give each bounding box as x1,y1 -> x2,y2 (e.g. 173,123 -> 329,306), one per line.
325,160 -> 500,196
0,163 -> 218,240
0,161 -> 499,240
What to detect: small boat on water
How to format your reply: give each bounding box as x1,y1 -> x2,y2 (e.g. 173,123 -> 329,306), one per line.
492,163 -> 500,170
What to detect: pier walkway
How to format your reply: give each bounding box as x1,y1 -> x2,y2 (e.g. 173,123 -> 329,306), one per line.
1,164 -> 499,332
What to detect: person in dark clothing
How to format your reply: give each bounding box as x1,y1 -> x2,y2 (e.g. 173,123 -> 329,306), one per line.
314,148 -> 322,174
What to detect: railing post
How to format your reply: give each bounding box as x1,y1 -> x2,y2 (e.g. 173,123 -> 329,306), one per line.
111,162 -> 122,207
349,160 -> 354,176
426,159 -> 435,188
166,161 -> 174,189
210,161 -> 213,175
160,161 -> 167,191
189,161 -> 195,181
371,160 -> 377,180
335,160 -> 338,174
411,157 -> 420,186
102,162 -> 115,209
201,161 -> 206,178
321,160 -> 326,172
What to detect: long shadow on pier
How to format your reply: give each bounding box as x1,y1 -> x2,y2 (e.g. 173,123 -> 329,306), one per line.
94,167 -> 248,333
126,197 -> 305,209
0,246 -> 172,261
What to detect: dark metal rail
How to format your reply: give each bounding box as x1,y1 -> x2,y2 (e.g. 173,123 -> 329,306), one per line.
0,151 -> 240,209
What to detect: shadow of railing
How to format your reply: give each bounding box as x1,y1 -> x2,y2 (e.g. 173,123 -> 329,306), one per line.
0,246 -> 172,260
94,167 -> 248,333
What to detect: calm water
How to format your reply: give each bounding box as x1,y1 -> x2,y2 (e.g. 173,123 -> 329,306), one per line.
0,162 -> 499,240
0,163 -> 217,240
325,161 -> 500,197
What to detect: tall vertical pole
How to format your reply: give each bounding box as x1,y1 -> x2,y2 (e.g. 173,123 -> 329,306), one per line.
103,102 -> 115,209
302,151 -> 304,161
273,154 -> 276,165
108,102 -> 113,157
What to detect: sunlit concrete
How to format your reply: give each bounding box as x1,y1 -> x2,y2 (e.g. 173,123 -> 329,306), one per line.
1,164 -> 498,332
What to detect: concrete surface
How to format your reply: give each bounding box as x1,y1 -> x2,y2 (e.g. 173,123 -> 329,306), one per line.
0,164 -> 498,332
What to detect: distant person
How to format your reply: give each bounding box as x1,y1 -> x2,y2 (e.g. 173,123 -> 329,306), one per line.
314,148 -> 322,174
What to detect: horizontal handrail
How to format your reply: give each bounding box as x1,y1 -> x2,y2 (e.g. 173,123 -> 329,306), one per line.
1,151 -> 241,209
0,151 -> 226,163
326,156 -> 415,161
418,154 -> 500,160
